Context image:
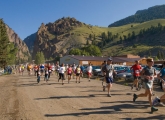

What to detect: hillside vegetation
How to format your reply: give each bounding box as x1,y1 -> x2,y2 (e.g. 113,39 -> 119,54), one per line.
25,17 -> 165,59
109,5 -> 165,27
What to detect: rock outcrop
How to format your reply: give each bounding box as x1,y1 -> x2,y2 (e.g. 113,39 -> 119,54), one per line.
6,25 -> 30,62
31,17 -> 86,59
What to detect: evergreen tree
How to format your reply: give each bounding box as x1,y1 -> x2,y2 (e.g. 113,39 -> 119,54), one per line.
157,51 -> 161,60
35,51 -> 45,64
89,34 -> 92,40
161,51 -> 164,60
0,19 -> 10,67
86,39 -> 89,45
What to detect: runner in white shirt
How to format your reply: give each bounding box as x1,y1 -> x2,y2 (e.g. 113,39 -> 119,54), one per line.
65,64 -> 69,78
58,63 -> 66,85
72,64 -> 76,79
52,63 -> 55,75
87,63 -> 93,82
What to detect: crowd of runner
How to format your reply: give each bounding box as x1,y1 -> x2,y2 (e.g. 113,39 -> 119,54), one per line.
13,58 -> 165,114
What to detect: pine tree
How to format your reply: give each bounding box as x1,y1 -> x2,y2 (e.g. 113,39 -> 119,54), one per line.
35,51 -> 45,65
148,51 -> 152,57
161,51 -> 164,60
86,39 -> 89,45
157,51 -> 161,60
0,19 -> 10,67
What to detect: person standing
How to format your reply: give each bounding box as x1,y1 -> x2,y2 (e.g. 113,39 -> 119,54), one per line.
102,58 -> 115,97
130,60 -> 142,90
58,63 -> 65,85
133,58 -> 158,113
87,63 -> 93,82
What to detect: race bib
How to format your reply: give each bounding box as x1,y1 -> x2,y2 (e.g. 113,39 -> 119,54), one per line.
135,70 -> 139,74
46,71 -> 48,74
49,70 -> 51,72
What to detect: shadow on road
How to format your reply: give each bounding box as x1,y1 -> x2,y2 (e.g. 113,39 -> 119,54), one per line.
44,103 -> 151,118
34,95 -> 97,100
122,115 -> 165,120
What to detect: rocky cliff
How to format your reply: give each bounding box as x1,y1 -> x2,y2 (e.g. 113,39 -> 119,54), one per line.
32,17 -> 87,59
6,25 -> 30,62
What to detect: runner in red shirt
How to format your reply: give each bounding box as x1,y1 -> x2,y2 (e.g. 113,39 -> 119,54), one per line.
48,63 -> 52,80
67,65 -> 73,83
131,60 -> 142,90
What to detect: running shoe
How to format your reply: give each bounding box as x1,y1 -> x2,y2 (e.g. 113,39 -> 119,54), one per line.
131,86 -> 133,90
107,94 -> 111,97
152,93 -> 155,96
151,106 -> 158,113
136,88 -> 139,91
133,94 -> 138,102
152,97 -> 160,106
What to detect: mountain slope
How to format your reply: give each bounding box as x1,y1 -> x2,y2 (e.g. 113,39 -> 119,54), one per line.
24,33 -> 36,54
24,17 -> 165,59
109,5 -> 165,27
6,25 -> 30,62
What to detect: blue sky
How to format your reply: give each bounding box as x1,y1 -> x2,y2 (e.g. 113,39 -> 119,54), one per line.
1,0 -> 165,40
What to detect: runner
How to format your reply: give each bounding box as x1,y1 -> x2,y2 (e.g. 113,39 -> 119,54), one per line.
130,60 -> 142,90
52,63 -> 55,75
48,63 -> 52,80
27,64 -> 32,76
80,64 -> 85,78
21,64 -> 25,76
58,63 -> 65,85
44,67 -> 49,82
75,65 -> 81,83
152,62 -> 165,106
72,64 -> 76,79
40,64 -> 45,76
67,65 -> 72,83
102,58 -> 115,97
37,68 -> 41,83
34,64 -> 39,76
55,63 -> 60,76
19,65 -> 22,76
101,61 -> 107,88
133,58 -> 158,113
65,64 -> 69,79
87,63 -> 92,82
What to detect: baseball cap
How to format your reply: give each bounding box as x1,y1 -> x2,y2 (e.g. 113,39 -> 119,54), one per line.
107,58 -> 112,61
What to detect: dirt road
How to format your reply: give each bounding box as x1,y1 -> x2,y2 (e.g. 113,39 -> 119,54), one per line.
0,73 -> 165,120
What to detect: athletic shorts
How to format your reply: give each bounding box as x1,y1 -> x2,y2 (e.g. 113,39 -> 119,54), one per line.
143,82 -> 153,89
105,77 -> 113,84
76,73 -> 80,76
134,76 -> 140,80
68,73 -> 72,76
87,72 -> 92,76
